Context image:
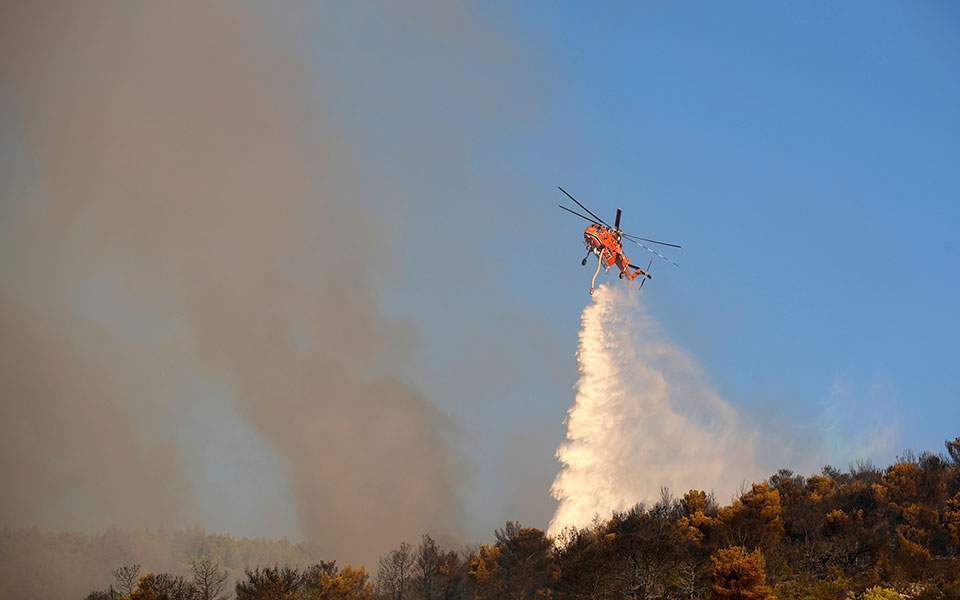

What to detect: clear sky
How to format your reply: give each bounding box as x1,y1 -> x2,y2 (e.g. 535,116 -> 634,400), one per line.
303,1 -> 960,534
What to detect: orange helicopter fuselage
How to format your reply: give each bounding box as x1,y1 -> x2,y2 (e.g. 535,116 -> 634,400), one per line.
583,223 -> 639,280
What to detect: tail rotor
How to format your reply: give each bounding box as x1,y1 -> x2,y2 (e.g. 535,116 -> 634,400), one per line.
638,259 -> 653,290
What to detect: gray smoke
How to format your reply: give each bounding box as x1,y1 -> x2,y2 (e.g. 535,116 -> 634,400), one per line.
0,1 -> 489,564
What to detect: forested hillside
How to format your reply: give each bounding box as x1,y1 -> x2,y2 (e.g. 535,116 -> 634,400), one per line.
0,528 -> 323,600
7,438 -> 959,600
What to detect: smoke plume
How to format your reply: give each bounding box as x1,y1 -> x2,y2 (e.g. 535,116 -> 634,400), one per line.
548,285 -> 762,536
0,2 -> 461,564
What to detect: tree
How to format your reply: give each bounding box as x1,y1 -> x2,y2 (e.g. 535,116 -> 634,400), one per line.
130,573 -> 197,600
879,463 -> 921,506
411,534 -> 463,600
947,492 -> 960,551
710,546 -> 773,600
377,542 -> 415,600
672,559 -> 709,600
492,523 -> 555,599
113,564 -> 141,598
552,525 -> 619,599
469,544 -> 505,600
303,562 -> 340,591
719,483 -> 784,550
679,489 -> 720,546
605,501 -> 688,599
330,566 -> 375,600
470,523 -> 555,599
863,586 -> 902,600
435,549 -> 469,600
303,564 -> 375,600
413,535 -> 442,600
191,558 -> 228,600
236,566 -> 303,600
231,563 -> 373,600
946,438 -> 960,466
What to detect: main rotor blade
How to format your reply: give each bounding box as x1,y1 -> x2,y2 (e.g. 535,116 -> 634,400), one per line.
621,233 -> 683,249
558,187 -> 611,228
558,204 -> 602,226
625,237 -> 680,268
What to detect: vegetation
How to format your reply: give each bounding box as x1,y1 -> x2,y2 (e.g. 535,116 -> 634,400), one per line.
0,528 -> 325,600
14,438 -> 960,599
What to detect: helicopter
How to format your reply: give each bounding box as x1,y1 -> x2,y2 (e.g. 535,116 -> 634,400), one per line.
558,186 -> 682,295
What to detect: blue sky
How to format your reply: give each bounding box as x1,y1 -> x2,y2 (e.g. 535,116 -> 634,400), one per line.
295,1 -> 960,532
524,2 -> 960,433
513,1 -> 960,451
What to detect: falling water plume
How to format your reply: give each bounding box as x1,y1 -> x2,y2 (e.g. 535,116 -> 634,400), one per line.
548,285 -> 761,536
